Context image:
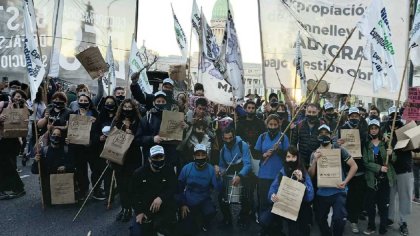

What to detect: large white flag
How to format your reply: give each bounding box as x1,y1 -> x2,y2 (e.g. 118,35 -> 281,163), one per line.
410,2 -> 420,66
103,37 -> 116,96
295,31 -> 306,95
225,10 -> 245,102
171,4 -> 188,62
200,11 -> 220,61
47,0 -> 64,78
191,0 -> 200,40
128,38 -> 153,94
23,3 -> 46,102
357,0 -> 398,93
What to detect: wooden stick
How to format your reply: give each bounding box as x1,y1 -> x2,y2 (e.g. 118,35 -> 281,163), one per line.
106,170 -> 115,210
33,116 -> 45,210
262,27 -> 356,166
385,48 -> 411,166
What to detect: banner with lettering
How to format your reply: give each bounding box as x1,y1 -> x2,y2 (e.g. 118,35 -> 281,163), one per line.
0,0 -> 136,89
258,0 -> 409,100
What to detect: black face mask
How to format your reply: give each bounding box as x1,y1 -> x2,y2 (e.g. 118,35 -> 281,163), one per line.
247,112 -> 256,118
163,90 -> 173,97
326,113 -> 337,120
53,101 -> 65,110
388,117 -> 403,128
318,135 -> 331,146
369,115 -> 379,120
369,133 -> 379,140
194,159 -> 207,168
49,135 -> 62,145
307,115 -> 318,123
116,95 -> 125,102
150,159 -> 165,170
104,104 -> 116,112
349,119 -> 359,127
268,128 -> 279,135
277,112 -> 287,120
218,111 -> 227,117
154,104 -> 166,111
122,109 -> 133,117
78,102 -> 90,109
286,160 -> 298,170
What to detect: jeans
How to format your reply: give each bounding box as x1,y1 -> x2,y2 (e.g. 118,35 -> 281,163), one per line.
366,179 -> 389,231
316,192 -> 347,236
389,172 -> 413,224
413,164 -> 420,199
178,198 -> 216,235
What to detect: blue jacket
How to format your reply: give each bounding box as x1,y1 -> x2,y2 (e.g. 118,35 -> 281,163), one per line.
177,162 -> 222,206
219,136 -> 252,177
268,168 -> 314,203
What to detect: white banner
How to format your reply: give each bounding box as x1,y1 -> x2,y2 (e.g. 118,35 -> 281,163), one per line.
103,37 -> 116,96
258,0 -> 409,100
410,2 -> 420,66
295,31 -> 307,93
23,2 -> 45,102
47,0 -> 64,78
191,0 -> 200,41
171,4 -> 188,62
128,38 -> 153,94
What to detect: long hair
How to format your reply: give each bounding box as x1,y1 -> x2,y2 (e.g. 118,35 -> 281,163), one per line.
98,96 -> 118,120
283,145 -> 308,177
77,94 -> 97,112
114,98 -> 141,123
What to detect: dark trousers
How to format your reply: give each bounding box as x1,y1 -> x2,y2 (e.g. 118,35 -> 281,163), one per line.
346,174 -> 366,223
0,139 -> 24,192
317,192 -> 347,236
115,170 -> 132,209
414,163 -> 420,199
129,206 -> 177,236
218,176 -> 251,222
366,180 -> 390,231
178,198 -> 216,235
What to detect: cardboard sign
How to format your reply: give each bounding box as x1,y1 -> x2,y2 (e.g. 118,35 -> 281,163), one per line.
317,149 -> 342,188
100,128 -> 134,165
50,173 -> 76,205
340,129 -> 362,159
395,121 -> 420,151
403,87 -> 420,121
3,108 -> 29,138
169,64 -> 187,81
271,176 -> 306,221
67,114 -> 92,145
159,110 -> 184,141
75,46 -> 108,79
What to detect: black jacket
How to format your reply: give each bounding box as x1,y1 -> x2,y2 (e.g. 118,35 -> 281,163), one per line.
291,118 -> 323,166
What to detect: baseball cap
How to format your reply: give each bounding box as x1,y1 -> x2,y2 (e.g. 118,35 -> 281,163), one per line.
162,78 -> 174,86
194,144 -> 207,153
154,91 -> 166,100
388,106 -> 398,115
368,119 -> 380,128
102,126 -> 111,136
150,145 -> 165,157
348,107 -> 360,115
318,124 -> 331,133
324,102 -> 334,111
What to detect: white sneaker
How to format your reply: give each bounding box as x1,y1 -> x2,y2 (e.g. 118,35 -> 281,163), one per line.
351,223 -> 360,233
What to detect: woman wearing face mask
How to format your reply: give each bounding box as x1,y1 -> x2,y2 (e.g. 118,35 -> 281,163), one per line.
362,119 -> 396,235
254,114 -> 290,231
37,92 -> 71,135
263,146 -> 314,236
25,87 -> 46,164
32,128 -> 74,206
68,94 -> 100,201
275,103 -> 291,137
177,144 -> 222,235
111,98 -> 142,222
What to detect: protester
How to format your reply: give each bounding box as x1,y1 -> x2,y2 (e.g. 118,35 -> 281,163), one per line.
66,85 -> 77,105
37,92 -> 71,134
69,80 -> 104,112
367,105 -> 381,122
113,86 -> 126,104
178,119 -> 211,166
321,102 -> 338,132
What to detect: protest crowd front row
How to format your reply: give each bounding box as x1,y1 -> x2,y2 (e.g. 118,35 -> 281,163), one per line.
1,74 -> 420,236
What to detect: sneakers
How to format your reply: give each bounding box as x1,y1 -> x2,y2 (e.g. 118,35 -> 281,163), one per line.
412,198 -> 420,204
92,189 -> 106,201
400,222 -> 409,236
363,227 -> 375,235
386,219 -> 394,227
351,223 -> 360,233
121,208 -> 132,222
8,190 -> 26,199
0,191 -> 10,200
116,209 -> 124,221
201,225 -> 208,232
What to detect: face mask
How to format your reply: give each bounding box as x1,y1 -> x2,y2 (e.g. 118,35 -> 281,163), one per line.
306,115 -> 318,123
388,116 -> 402,127
194,159 -> 207,168
286,160 -> 298,171
9,89 -> 16,95
53,101 -> 65,110
49,135 -> 62,145
122,109 -> 133,117
326,113 -> 337,120
116,95 -> 125,102
154,104 -> 166,111
277,112 -> 287,119
78,102 -> 90,109
104,104 -> 116,111
247,112 -> 256,118
369,134 -> 379,140
349,119 -> 359,127
318,135 -> 331,146
268,128 -> 279,135
150,159 -> 165,170
163,90 -> 173,97
369,115 -> 379,120
218,111 -> 227,117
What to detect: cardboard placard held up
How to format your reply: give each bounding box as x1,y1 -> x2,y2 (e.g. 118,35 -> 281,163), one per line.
50,173 -> 76,205
317,149 -> 342,188
159,110 -> 184,142
340,129 -> 362,159
67,114 -> 92,145
75,47 -> 108,79
169,64 -> 187,81
100,128 -> 134,165
394,121 -> 420,151
271,176 -> 306,221
3,108 -> 29,138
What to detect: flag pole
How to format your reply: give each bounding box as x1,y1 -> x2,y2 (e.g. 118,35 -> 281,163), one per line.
257,0 -> 268,102
33,104 -> 45,210
186,16 -> 193,92
262,26 -> 357,166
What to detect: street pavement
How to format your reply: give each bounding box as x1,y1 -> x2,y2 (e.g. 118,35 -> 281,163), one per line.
1,161 -> 420,236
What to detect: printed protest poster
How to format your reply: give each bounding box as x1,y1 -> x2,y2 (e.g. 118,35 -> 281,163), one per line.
3,108 -> 29,138
75,47 -> 108,79
317,149 -> 342,188
341,129 -> 362,158
403,87 -> 420,121
271,176 -> 306,221
67,114 -> 92,145
159,110 -> 184,141
100,128 -> 134,165
50,173 -> 76,205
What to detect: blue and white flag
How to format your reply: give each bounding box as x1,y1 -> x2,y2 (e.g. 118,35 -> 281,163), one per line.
199,11 -> 220,61
191,0 -> 200,40
23,2 -> 45,102
171,4 -> 188,62
410,2 -> 420,66
103,37 -> 116,96
295,31 -> 306,95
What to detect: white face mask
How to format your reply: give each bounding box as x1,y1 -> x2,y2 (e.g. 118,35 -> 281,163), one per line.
9,89 -> 16,95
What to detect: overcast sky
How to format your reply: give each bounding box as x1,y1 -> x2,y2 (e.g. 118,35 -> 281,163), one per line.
137,0 -> 262,63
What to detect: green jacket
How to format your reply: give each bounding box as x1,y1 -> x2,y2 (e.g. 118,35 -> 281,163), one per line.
363,141 -> 396,190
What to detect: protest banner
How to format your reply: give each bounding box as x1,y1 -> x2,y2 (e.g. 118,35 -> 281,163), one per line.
67,114 -> 92,145
403,87 -> 420,121
340,129 -> 362,159
3,108 -> 29,138
159,110 -> 184,141
271,176 -> 306,221
75,47 -> 108,79
100,128 -> 134,165
317,149 -> 342,188
50,173 -> 76,205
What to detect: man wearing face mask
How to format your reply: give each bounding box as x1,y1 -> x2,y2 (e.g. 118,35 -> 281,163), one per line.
337,107 -> 368,233
308,124 -> 358,236
130,145 -> 177,236
69,81 -> 104,112
291,103 -> 324,167
177,144 -> 222,234
366,105 -> 381,123
381,106 -> 413,236
113,87 -> 126,104
321,102 -> 338,132
185,98 -> 213,136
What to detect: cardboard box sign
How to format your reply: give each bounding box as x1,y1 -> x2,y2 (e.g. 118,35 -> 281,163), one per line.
2,108 -> 29,138
50,173 -> 76,205
75,46 -> 109,79
169,64 -> 187,81
158,110 -> 184,141
340,129 -> 362,159
394,121 -> 420,151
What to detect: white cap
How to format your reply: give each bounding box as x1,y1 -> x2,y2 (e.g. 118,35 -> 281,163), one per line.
348,107 -> 360,115
194,144 -> 207,153
154,91 -> 166,99
318,124 -> 331,133
339,105 -> 349,112
324,102 -> 334,110
102,126 -> 111,136
368,119 -> 381,127
150,145 -> 165,157
162,78 -> 174,86
388,106 -> 398,115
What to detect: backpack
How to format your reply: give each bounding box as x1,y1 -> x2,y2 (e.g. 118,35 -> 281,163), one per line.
221,140 -> 244,165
